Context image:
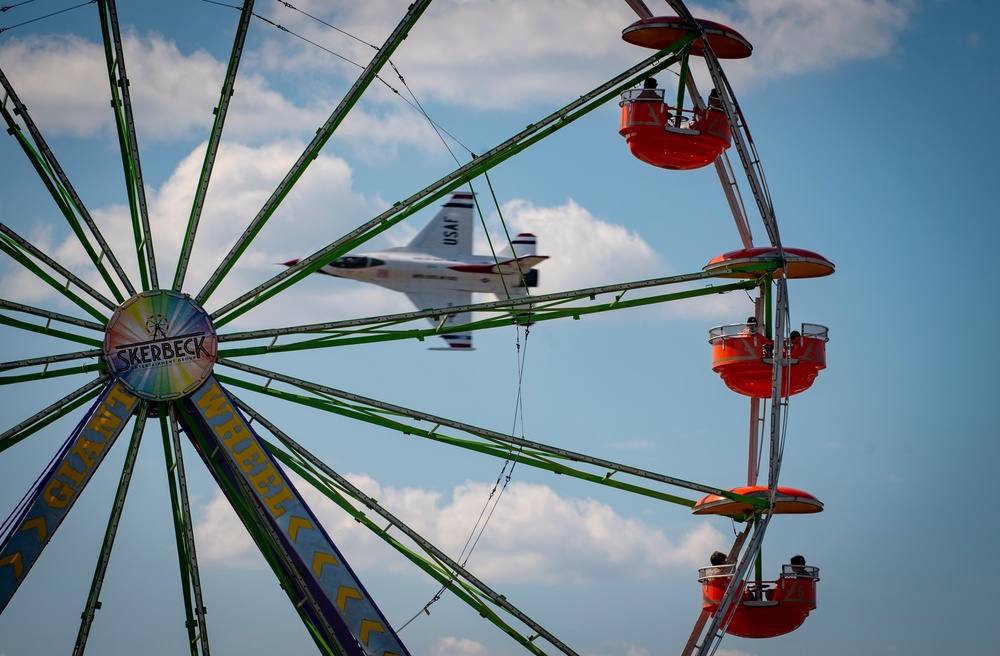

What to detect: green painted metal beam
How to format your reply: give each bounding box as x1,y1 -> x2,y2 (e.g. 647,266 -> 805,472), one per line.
216,271 -> 767,357
197,0 -> 434,308
74,407 -> 148,656
0,361 -> 106,386
0,312 -> 104,349
172,0 -> 256,292
97,0 -> 157,290
0,238 -> 109,323
214,366 -> 764,511
0,70 -> 132,301
0,378 -> 106,454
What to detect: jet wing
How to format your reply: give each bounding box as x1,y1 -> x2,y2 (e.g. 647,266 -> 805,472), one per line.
449,255 -> 549,276
405,290 -> 474,350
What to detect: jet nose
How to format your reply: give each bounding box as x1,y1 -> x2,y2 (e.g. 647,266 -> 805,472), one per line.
281,259 -> 300,267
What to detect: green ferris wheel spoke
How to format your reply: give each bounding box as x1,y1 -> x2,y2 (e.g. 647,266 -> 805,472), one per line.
0,376 -> 107,454
161,407 -> 210,656
215,359 -> 765,510
209,39 -> 693,328
0,299 -> 106,333
74,405 -> 149,656
172,0 -> 256,293
0,313 -> 104,350
0,350 -> 104,374
0,69 -> 134,302
97,0 -> 157,290
196,0 -> 433,308
222,376 -> 697,509
216,268 -> 767,357
0,223 -> 117,312
231,397 -> 575,656
0,234 -> 110,324
0,362 -> 106,386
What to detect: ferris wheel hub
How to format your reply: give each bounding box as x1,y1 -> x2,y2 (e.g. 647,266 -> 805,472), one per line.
102,290 -> 218,401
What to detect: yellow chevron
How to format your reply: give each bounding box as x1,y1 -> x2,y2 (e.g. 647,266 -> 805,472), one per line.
359,619 -> 386,646
21,517 -> 47,542
0,553 -> 23,579
336,585 -> 362,611
312,551 -> 339,577
288,516 -> 314,542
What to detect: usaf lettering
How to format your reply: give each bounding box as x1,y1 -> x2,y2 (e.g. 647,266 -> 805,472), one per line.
443,216 -> 459,245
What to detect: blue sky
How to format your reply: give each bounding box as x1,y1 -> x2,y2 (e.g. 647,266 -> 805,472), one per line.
1,1 -> 998,655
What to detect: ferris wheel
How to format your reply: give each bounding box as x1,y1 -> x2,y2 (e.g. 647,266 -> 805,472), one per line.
0,1 -> 834,655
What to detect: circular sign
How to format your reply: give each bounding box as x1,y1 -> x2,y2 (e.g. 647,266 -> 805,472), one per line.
103,290 -> 218,400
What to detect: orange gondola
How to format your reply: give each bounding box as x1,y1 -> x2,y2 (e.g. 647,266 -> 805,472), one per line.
622,17 -> 752,58
619,16 -> 751,170
704,246 -> 836,279
692,486 -> 824,517
619,96 -> 731,170
699,562 -> 820,639
708,322 -> 829,398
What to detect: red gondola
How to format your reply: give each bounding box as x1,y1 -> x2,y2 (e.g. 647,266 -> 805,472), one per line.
704,246 -> 836,279
622,17 -> 752,58
708,322 -> 828,398
619,16 -> 751,170
699,562 -> 820,639
692,486 -> 824,517
619,96 -> 731,170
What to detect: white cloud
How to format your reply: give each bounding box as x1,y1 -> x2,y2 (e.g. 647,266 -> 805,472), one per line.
0,35 -> 110,139
582,643 -> 652,656
247,0 -> 638,111
334,106 -> 453,160
715,649 -> 757,656
246,0 -> 916,106
194,488 -> 269,569
194,473 -> 725,586
482,197 -> 747,322
691,0 -> 914,86
0,32 -> 332,144
499,198 -> 664,291
428,636 -> 490,656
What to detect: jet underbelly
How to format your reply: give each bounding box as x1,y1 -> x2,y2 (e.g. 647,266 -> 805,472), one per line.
363,257 -> 512,294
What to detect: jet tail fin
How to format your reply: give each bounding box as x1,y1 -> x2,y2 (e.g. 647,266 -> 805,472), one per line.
405,192 -> 474,255
497,233 -> 539,259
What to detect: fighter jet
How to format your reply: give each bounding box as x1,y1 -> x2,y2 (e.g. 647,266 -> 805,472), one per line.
287,192 -> 547,349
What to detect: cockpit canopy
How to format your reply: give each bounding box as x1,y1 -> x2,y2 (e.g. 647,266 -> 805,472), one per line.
329,256 -> 384,269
